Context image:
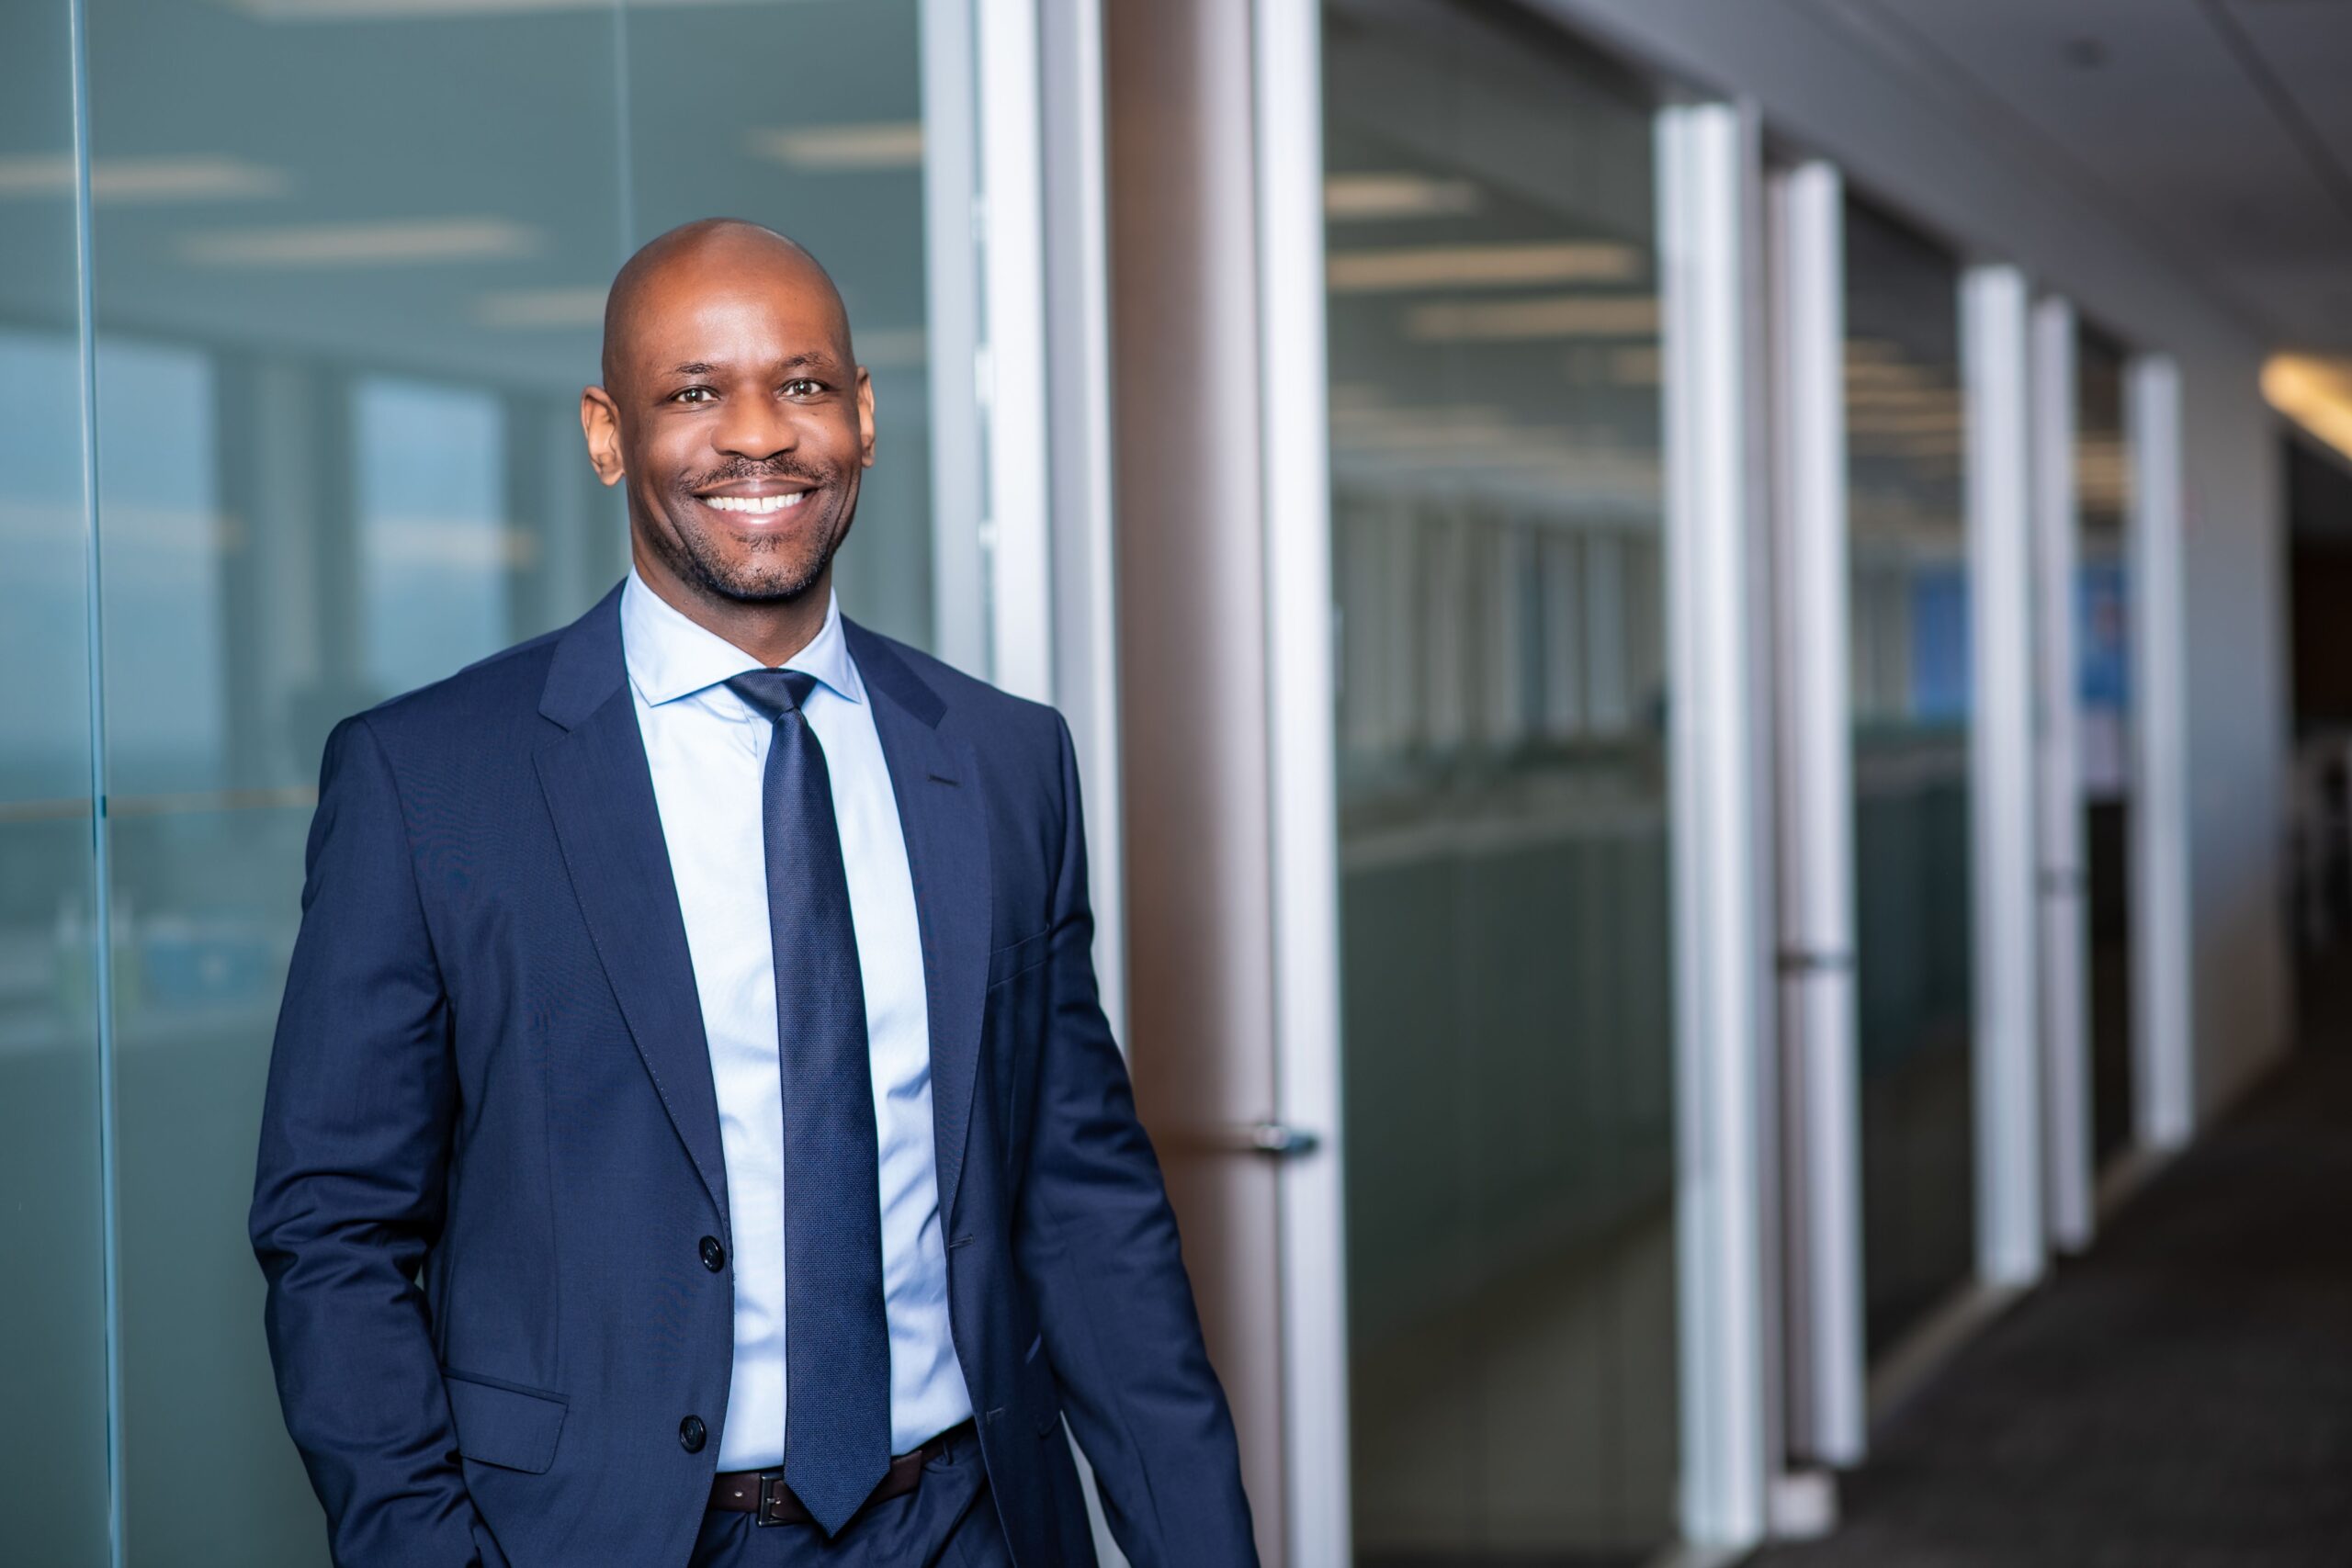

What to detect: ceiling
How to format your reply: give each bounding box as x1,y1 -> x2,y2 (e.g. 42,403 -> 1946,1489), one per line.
1805,0 -> 2352,354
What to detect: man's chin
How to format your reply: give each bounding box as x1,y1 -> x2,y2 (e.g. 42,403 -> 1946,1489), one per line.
682,550 -> 831,606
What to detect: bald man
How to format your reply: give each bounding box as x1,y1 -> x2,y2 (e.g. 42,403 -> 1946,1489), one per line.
251,220 -> 1256,1568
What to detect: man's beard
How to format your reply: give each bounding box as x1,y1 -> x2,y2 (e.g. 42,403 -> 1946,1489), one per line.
651,469 -> 855,605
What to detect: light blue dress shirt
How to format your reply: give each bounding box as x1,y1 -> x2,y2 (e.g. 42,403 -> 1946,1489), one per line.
619,569 -> 973,1467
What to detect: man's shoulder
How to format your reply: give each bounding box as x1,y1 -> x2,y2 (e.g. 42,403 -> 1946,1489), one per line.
850,621 -> 1067,757
341,622 -> 570,755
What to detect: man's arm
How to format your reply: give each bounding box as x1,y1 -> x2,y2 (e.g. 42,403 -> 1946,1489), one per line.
1010,713 -> 1260,1568
250,714 -> 483,1567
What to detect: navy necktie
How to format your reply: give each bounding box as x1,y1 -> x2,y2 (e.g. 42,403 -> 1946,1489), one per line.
724,669 -> 889,1537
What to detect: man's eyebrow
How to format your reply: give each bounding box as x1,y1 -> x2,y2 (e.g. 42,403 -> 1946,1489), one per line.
660,352 -> 845,379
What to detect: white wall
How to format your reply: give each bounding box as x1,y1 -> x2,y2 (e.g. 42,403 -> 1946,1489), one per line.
1531,0 -> 2293,1120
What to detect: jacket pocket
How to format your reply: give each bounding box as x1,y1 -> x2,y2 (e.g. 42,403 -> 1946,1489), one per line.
987,927 -> 1051,988
444,1369 -> 569,1474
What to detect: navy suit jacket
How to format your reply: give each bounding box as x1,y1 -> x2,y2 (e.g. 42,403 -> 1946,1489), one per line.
249,581 -> 1256,1568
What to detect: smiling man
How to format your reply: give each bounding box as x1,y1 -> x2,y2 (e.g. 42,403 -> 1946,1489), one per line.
250,219 -> 1256,1568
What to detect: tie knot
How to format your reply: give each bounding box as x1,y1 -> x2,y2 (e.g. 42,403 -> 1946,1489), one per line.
725,668 -> 820,724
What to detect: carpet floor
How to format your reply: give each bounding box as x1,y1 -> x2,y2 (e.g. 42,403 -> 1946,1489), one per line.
1747,1029 -> 2352,1568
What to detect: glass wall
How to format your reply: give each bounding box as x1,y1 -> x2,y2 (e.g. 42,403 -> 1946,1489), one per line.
6,0 -> 959,1559
2076,324 -> 2135,1167
1843,197 -> 1976,1360
1325,3 -> 1678,1558
0,5 -> 112,1562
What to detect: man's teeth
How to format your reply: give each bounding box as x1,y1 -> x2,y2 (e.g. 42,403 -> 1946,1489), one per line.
704,491 -> 808,514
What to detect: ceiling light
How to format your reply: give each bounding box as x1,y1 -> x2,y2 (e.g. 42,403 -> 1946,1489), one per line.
181,217 -> 538,267
1405,295 -> 1658,343
2265,355 -> 2352,466
229,0 -> 729,17
476,286 -> 605,329
854,326 -> 926,369
0,153 -> 288,202
749,122 -> 924,173
1329,241 -> 1642,293
1325,173 -> 1480,220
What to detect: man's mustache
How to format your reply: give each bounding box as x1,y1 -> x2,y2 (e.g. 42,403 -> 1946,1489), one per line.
684,459 -> 830,491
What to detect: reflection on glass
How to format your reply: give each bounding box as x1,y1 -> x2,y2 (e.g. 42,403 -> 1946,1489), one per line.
77,0 -> 939,1559
0,4 -> 111,1556
357,377 -> 508,696
1327,5 -> 1678,1559
1844,198 -> 1974,1359
2076,326 -> 2134,1166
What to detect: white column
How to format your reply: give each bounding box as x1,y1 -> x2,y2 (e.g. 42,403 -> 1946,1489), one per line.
1038,0 -> 1125,1031
920,0 -> 987,676
977,0 -> 1056,702
1962,264 -> 2045,1289
2030,298 -> 2094,1252
1657,99 -> 1772,1551
1255,0 -> 1351,1561
1767,159 -> 1866,1468
2130,356 -> 2196,1149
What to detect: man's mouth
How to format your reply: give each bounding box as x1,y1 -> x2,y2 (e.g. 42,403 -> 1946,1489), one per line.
698,491 -> 809,516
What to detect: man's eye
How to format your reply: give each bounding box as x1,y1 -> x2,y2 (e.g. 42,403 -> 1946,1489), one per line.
784,378 -> 824,398
673,386 -> 716,404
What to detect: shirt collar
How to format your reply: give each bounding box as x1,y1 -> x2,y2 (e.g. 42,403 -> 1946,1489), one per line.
619,567 -> 866,710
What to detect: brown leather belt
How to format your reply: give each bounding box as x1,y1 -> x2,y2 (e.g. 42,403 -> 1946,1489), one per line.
707,1420 -> 975,1528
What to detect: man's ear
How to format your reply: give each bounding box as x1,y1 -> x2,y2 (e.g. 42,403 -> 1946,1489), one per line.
581,386 -> 627,487
856,367 -> 876,469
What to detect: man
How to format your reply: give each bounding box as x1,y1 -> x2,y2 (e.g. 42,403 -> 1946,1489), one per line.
250,219 -> 1256,1568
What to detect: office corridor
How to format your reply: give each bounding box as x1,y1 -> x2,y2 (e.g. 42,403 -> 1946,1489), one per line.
1748,1023 -> 2352,1568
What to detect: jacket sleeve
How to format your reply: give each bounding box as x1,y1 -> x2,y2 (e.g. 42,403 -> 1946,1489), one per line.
249,714 -> 483,1568
1009,713 -> 1260,1567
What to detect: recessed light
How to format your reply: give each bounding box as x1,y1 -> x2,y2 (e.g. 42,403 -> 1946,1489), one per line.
181,217 -> 538,267
0,153 -> 288,202
748,123 -> 924,173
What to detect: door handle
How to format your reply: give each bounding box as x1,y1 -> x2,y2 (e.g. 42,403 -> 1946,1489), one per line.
1222,1121 -> 1322,1158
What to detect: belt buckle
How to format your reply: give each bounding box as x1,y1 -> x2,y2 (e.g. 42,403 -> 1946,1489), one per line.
754,1470 -> 792,1528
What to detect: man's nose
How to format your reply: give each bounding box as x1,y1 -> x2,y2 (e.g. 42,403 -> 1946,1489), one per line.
714,396 -> 798,460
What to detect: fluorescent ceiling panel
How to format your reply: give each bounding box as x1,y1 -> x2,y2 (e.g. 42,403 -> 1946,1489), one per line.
0,153 -> 288,202
749,122 -> 924,172
1329,241 -> 1642,293
181,217 -> 539,267
1325,173 -> 1480,220
477,286 -> 606,329
230,0 -> 742,17
1405,295 -> 1658,343
853,325 -> 926,369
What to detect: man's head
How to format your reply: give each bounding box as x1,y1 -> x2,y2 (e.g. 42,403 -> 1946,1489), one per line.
582,218 -> 874,610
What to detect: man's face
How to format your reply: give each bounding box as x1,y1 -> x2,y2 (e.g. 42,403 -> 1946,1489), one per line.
582,246 -> 876,605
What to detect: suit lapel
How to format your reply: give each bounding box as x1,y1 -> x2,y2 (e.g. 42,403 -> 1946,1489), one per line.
535,585 -> 729,1228
845,619 -> 991,1227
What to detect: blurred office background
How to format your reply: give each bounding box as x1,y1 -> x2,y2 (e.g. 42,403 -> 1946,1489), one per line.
5,0 -> 2349,1563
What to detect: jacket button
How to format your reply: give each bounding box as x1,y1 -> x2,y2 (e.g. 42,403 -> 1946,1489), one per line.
699,1235 -> 726,1272
680,1416 -> 707,1453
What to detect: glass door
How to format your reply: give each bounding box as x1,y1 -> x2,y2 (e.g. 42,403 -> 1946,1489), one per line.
1324,4 -> 1678,1559
2075,326 -> 2135,1168
1842,198 -> 1976,1360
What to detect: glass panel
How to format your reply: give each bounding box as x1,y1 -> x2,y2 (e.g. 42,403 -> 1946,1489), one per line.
0,3 -> 113,1559
621,0 -> 937,651
1326,5 -> 1677,1560
2076,325 -> 2134,1166
83,4 -> 631,1560
1843,197 -> 1974,1359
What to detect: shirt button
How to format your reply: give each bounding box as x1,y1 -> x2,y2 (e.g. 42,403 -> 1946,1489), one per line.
680,1415 -> 707,1453
699,1235 -> 726,1272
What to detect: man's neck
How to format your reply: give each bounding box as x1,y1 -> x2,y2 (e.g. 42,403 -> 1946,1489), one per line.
631,550 -> 831,669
